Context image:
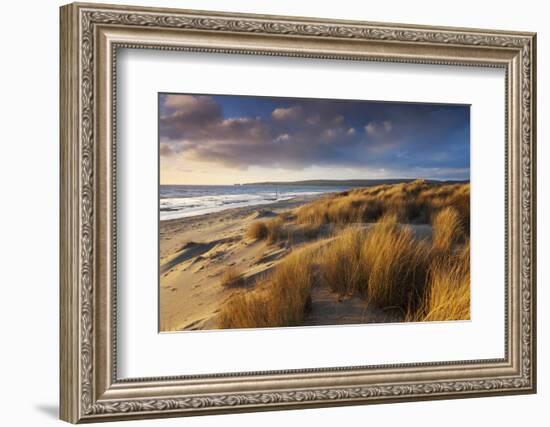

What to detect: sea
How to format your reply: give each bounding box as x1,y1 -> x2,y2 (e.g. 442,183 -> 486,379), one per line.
159,184 -> 351,221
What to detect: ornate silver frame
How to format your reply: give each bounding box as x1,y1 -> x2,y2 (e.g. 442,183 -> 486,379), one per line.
60,2 -> 537,423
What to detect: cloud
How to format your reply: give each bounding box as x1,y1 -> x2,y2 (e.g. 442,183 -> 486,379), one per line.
306,114 -> 321,125
159,141 -> 188,156
159,94 -> 470,178
159,143 -> 173,156
160,95 -> 223,140
275,133 -> 290,142
365,120 -> 392,137
272,106 -> 303,121
159,95 -> 356,168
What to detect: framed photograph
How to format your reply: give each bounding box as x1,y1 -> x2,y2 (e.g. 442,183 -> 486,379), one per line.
60,2 -> 537,423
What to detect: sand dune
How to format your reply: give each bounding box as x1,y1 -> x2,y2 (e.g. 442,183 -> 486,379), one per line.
160,197 -> 319,331
160,181 -> 470,331
160,199 -> 434,331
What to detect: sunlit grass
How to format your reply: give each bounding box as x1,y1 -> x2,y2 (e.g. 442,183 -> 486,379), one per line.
218,249 -> 314,329
221,181 -> 470,327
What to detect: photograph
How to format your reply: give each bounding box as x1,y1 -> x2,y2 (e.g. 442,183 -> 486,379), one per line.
158,93 -> 471,332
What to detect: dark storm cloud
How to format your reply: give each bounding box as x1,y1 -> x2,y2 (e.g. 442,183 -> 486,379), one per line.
159,94 -> 470,179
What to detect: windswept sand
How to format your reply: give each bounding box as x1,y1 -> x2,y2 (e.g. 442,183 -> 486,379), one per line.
160,196 -> 320,331
159,194 -> 432,332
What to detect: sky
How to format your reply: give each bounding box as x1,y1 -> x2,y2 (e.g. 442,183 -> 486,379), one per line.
159,93 -> 470,185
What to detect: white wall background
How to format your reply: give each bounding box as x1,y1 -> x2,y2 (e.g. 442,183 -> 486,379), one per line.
0,0 -> 545,426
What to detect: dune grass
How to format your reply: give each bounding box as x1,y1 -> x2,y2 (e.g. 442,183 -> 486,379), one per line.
319,214 -> 430,311
218,249 -> 315,329
408,241 -> 470,321
246,221 -> 268,240
246,217 -> 285,244
432,206 -> 464,252
318,210 -> 469,319
359,214 -> 431,311
284,223 -> 323,246
265,217 -> 284,244
221,180 -> 470,328
295,180 -> 470,230
219,266 -> 245,288
320,226 -> 366,295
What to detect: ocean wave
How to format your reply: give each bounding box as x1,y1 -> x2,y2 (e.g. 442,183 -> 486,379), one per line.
159,186 -> 341,221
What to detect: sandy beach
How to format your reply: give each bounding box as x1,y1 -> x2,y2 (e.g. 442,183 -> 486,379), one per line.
160,195 -> 323,331
159,189 -> 436,332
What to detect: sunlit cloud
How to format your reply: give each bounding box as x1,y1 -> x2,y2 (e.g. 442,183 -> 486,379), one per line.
159,94 -> 470,183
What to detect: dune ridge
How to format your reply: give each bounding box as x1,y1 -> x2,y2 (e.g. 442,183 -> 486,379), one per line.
160,180 -> 470,332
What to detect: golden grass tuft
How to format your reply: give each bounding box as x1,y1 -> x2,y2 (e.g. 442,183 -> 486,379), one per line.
408,241 -> 470,321
220,267 -> 245,288
319,214 -> 431,311
432,206 -> 464,252
320,226 -> 366,295
265,217 -> 284,244
246,218 -> 284,244
246,221 -> 268,240
359,214 -> 430,310
218,249 -> 315,329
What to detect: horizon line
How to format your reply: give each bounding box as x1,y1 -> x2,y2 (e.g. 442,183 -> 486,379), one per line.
160,178 -> 470,186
